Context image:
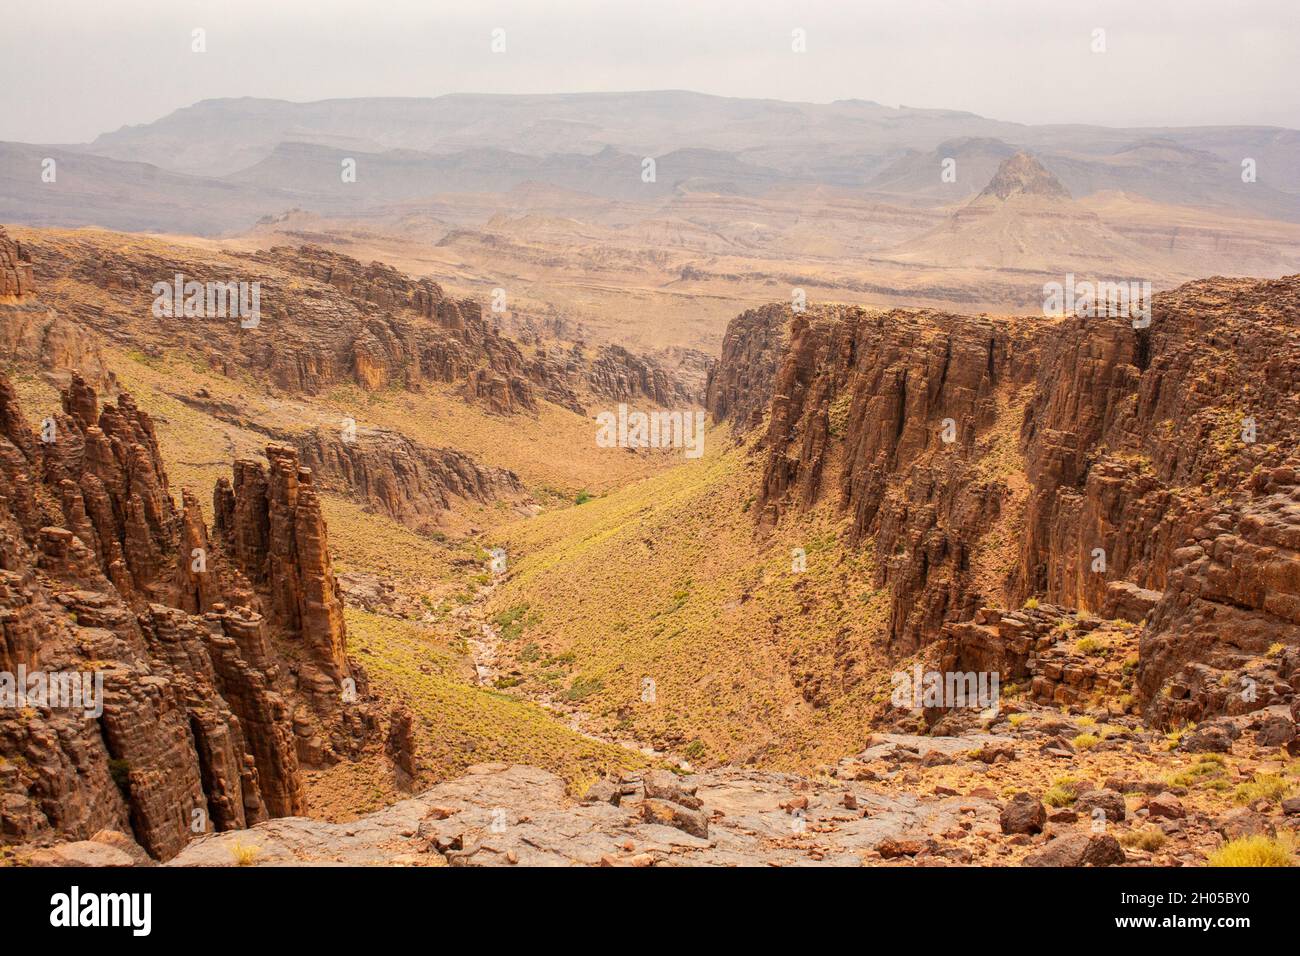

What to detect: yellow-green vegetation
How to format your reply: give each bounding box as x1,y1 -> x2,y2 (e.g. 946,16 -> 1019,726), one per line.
1075,636 -> 1104,655
1043,776 -> 1086,807
1168,753 -> 1226,788
1120,828 -> 1167,852
1233,772 -> 1292,806
493,603 -> 541,642
345,608 -> 645,793
323,494 -> 461,597
318,380 -> 677,497
5,367 -> 62,427
1008,713 -> 1029,728
1208,835 -> 1294,867
101,348 -> 481,603
485,441 -> 893,770
1072,732 -> 1100,750
229,841 -> 261,866
106,347 -> 271,492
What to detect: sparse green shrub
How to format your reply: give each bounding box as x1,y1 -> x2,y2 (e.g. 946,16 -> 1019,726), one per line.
562,676 -> 604,702
1233,773 -> 1291,806
1208,836 -> 1293,867
1120,829 -> 1167,852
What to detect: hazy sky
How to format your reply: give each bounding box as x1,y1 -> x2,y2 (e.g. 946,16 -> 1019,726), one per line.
3,0 -> 1298,143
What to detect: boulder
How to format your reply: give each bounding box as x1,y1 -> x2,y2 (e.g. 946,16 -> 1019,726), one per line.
1000,792 -> 1047,835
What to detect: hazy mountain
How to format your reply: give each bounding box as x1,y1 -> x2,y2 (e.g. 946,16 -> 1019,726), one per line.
79,92 -> 1300,201
884,152 -> 1177,274
0,141 -> 297,234
228,141 -> 795,203
866,137 -> 1020,202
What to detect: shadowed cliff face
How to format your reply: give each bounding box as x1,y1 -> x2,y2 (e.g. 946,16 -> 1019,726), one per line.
709,274 -> 1300,724
708,301 -> 1041,656
0,368 -> 374,860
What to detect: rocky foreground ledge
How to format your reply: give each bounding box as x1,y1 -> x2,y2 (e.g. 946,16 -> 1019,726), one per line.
175,744 -> 1009,867
22,703 -> 1297,867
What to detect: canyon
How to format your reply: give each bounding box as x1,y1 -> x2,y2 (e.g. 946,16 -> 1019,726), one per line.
2,132 -> 1299,870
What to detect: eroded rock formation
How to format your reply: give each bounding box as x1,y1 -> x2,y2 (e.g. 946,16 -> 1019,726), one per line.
15,230 -> 697,419
0,371 -> 372,860
710,274 -> 1300,724
0,225 -> 111,390
290,425 -> 525,534
587,344 -> 697,407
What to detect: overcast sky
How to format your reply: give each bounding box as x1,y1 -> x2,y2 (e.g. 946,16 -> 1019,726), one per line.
3,0 -> 1298,143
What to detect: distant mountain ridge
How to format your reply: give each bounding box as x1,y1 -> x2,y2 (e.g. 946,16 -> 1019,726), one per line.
2,91 -> 1298,235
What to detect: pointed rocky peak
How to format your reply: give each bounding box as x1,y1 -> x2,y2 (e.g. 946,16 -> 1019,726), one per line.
975,151 -> 1071,202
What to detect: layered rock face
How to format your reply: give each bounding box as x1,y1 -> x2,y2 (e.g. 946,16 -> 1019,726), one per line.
0,225 -> 111,389
256,244 -> 588,413
17,231 -> 699,419
0,371 -> 371,860
0,226 -> 35,299
710,274 -> 1300,722
704,304 -> 787,430
709,301 -> 1040,655
290,425 -> 525,534
1016,276 -> 1300,725
587,344 -> 698,407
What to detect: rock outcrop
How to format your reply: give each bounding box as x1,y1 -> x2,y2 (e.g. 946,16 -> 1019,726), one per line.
163,759 -> 1004,867
290,425 -> 526,534
0,225 -> 111,390
704,304 -> 787,430
0,370 -> 372,861
710,301 -> 1040,655
975,151 -> 1071,202
587,344 -> 696,407
0,227 -> 35,300
709,274 -> 1300,722
16,231 -> 700,420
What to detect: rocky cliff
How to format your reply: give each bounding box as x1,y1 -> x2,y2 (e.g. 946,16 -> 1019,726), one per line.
15,231 -> 697,419
0,370 -> 374,860
709,274 -> 1300,725
587,344 -> 698,407
0,225 -> 111,390
290,425 -> 526,534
